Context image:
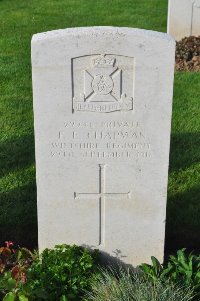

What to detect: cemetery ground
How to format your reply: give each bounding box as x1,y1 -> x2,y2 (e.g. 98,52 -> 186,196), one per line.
1,0 -> 200,254
0,0 -> 200,299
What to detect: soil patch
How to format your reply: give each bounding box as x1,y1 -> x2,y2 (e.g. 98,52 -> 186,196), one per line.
175,36 -> 200,72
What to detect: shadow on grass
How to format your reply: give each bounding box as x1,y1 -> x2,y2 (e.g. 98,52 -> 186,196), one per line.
0,182 -> 37,249
0,134 -> 35,178
0,134 -> 37,249
165,184 -> 200,257
169,132 -> 200,171
165,132 -> 200,256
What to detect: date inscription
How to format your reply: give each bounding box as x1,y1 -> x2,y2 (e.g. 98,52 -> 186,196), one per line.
50,121 -> 151,161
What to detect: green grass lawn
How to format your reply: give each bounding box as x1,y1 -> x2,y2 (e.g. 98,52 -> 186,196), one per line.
0,0 -> 200,254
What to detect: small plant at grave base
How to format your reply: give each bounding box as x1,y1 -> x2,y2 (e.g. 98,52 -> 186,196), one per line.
140,248 -> 200,295
83,266 -> 194,301
0,241 -> 37,301
27,244 -> 99,301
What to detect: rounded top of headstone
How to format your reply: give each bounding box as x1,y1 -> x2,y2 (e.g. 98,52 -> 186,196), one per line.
32,26 -> 175,45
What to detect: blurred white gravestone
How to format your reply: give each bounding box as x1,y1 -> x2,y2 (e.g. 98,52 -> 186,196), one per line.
32,27 -> 175,266
168,0 -> 200,41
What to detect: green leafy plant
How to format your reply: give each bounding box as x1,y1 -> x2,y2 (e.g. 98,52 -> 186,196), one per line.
0,241 -> 37,301
140,249 -> 200,294
28,244 -> 99,301
0,241 -> 37,276
84,266 -> 194,301
140,256 -> 169,281
167,249 -> 200,291
0,271 -> 29,301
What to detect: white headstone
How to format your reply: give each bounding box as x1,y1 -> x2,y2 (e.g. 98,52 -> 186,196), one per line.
32,27 -> 175,266
168,0 -> 200,41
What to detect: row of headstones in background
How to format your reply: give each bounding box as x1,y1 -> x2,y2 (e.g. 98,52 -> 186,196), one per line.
168,0 -> 200,41
32,27 -> 175,266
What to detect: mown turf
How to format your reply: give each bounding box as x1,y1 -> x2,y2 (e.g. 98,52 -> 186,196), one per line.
166,72 -> 200,255
0,0 -> 199,254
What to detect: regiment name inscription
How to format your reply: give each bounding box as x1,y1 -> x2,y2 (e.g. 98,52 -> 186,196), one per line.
51,120 -> 151,161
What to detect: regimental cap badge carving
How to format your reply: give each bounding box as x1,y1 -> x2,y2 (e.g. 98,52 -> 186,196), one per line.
72,54 -> 134,113
93,55 -> 116,68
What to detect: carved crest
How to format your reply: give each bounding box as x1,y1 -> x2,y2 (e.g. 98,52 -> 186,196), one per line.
72,54 -> 134,113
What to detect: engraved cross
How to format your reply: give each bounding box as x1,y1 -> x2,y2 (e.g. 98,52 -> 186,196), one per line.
74,164 -> 131,246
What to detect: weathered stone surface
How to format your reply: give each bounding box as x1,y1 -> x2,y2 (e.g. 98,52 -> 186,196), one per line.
32,27 -> 175,266
168,0 -> 200,41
